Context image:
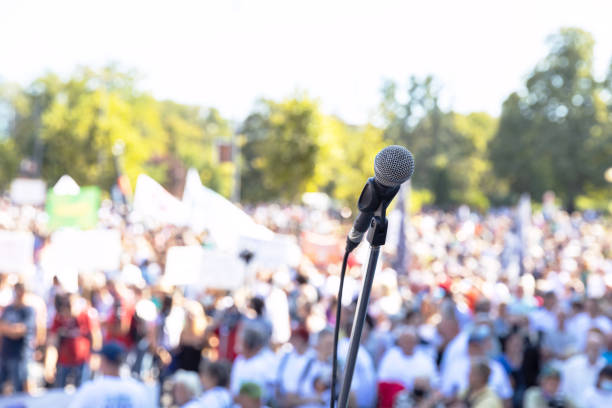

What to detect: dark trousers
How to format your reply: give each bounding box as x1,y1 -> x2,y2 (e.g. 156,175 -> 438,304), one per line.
0,358 -> 28,393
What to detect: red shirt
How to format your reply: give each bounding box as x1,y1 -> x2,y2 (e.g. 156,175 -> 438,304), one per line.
104,303 -> 135,349
51,312 -> 92,366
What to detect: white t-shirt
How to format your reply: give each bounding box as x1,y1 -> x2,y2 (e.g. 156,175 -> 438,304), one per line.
266,287 -> 291,344
567,313 -> 612,351
230,349 -> 278,400
68,376 -> 152,408
378,346 -> 438,389
440,330 -> 470,377
297,359 -> 332,408
277,348 -> 316,395
339,339 -> 377,408
581,386 -> 612,408
441,357 -> 512,399
195,387 -> 232,408
561,355 -> 606,408
528,308 -> 558,334
180,399 -> 202,408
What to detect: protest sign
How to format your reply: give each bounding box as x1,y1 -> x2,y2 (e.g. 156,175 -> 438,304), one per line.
0,230 -> 34,274
237,234 -> 301,269
164,245 -> 245,290
45,186 -> 101,230
10,178 -> 46,205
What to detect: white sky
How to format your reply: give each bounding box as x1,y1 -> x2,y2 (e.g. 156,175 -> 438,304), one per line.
1,0 -> 612,124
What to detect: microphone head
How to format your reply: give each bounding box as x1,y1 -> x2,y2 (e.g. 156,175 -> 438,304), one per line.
374,145 -> 415,187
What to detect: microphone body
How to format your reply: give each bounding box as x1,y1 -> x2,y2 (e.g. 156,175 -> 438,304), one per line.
346,146 -> 414,252
346,178 -> 399,252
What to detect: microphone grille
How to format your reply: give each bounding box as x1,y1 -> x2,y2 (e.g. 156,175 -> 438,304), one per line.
374,145 -> 415,187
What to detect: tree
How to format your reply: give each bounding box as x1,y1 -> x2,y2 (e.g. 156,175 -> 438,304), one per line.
157,102 -> 234,196
380,76 -> 497,209
2,66 -> 235,198
312,115 -> 386,205
240,96 -> 320,203
490,28 -> 611,211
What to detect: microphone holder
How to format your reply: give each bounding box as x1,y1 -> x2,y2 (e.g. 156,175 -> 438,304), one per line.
337,208 -> 389,408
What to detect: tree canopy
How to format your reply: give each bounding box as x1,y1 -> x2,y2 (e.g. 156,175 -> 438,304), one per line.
1,27 -> 612,211
490,28 -> 612,211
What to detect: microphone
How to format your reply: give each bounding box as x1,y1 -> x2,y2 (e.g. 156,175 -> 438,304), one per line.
346,145 -> 414,253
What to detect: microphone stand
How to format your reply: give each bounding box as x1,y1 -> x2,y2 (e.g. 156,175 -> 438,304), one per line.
337,206 -> 389,408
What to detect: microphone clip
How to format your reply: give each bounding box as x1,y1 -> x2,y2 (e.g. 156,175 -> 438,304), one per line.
366,215 -> 388,247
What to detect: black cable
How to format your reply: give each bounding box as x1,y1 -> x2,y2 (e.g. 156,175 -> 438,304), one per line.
330,249 -> 350,408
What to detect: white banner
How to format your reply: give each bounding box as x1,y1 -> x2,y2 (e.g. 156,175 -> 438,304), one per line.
133,174 -> 188,227
0,230 -> 34,274
164,246 -> 245,290
182,169 -> 273,251
10,178 -> 47,206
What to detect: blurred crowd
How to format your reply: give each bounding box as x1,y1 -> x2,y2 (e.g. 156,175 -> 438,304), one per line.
0,194 -> 611,408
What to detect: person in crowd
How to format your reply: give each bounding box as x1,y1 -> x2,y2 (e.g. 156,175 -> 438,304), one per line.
236,382 -> 269,408
230,324 -> 277,404
175,300 -> 208,373
561,330 -> 607,407
436,314 -> 461,368
198,360 -> 232,407
103,283 -> 136,350
440,311 -> 496,380
529,292 -> 559,336
441,325 -> 513,404
567,298 -> 612,353
581,365 -> 612,408
542,309 -> 577,363
153,290 -> 185,390
245,296 -> 273,345
393,376 -> 444,408
377,325 -> 438,405
211,301 -> 243,362
603,331 -> 612,365
172,369 -> 202,407
497,325 -> 540,407
0,282 -> 36,394
338,306 -> 377,408
455,359 -> 503,408
68,342 -> 151,408
275,325 -> 316,406
45,293 -> 102,388
524,365 -> 574,408
292,328 -> 336,408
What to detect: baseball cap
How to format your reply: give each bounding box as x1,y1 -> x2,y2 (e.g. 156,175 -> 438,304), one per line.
468,324 -> 491,343
539,365 -> 561,380
97,341 -> 126,365
239,382 -> 262,400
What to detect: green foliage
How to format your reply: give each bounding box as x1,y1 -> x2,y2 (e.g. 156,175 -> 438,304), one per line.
490,28 -> 612,211
379,76 -> 498,210
312,116 -> 386,205
0,138 -> 18,189
2,27 -> 612,212
1,66 -> 234,197
409,188 -> 434,212
240,96 -> 320,203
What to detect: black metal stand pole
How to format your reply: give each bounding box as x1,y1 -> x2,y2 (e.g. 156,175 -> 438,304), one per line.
337,216 -> 387,408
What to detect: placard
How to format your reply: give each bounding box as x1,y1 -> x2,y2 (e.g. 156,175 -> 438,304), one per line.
10,178 -> 46,206
0,230 -> 34,274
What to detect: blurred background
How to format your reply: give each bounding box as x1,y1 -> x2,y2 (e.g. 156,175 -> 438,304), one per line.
0,1 -> 611,408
